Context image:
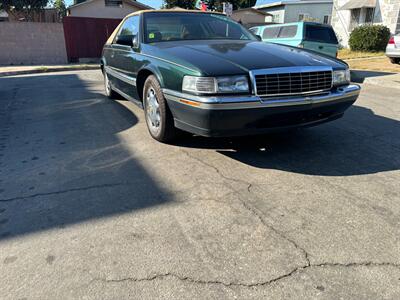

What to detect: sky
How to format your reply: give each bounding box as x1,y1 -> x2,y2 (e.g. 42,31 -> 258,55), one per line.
65,0 -> 163,8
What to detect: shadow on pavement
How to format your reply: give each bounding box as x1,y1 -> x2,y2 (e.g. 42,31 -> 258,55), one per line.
0,73 -> 171,240
351,70 -> 395,83
177,105 -> 400,176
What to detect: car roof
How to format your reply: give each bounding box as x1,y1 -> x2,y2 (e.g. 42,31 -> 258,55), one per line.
258,21 -> 333,28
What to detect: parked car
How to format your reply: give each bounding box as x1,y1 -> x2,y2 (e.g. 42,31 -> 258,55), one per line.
250,22 -> 339,57
386,34 -> 400,64
101,10 -> 360,143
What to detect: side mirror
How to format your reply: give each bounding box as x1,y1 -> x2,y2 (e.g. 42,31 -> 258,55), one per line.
255,35 -> 262,41
115,34 -> 138,47
132,35 -> 139,49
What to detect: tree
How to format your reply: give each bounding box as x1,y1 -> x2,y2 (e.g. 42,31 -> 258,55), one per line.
204,0 -> 257,10
163,0 -> 256,10
163,0 -> 196,9
0,0 -> 49,21
53,0 -> 66,18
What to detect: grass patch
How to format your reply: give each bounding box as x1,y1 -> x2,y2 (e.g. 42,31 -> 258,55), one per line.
347,57 -> 400,73
338,49 -> 385,60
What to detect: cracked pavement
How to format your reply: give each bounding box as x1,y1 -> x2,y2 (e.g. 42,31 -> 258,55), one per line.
0,70 -> 399,299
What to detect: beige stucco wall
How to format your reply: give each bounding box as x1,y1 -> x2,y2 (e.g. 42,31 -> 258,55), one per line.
0,22 -> 67,65
68,0 -> 141,19
331,0 -> 400,47
231,11 -> 267,24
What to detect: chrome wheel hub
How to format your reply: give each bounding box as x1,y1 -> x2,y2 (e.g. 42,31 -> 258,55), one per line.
146,88 -> 161,132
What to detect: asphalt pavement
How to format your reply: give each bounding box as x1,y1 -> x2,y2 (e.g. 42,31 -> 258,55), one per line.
0,70 -> 399,299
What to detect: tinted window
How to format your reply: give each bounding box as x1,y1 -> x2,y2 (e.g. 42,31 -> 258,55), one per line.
143,12 -> 255,43
262,26 -> 280,39
278,25 -> 298,38
118,16 -> 139,37
305,25 -> 338,44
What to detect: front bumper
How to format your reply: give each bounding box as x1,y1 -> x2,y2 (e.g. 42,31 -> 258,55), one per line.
164,84 -> 361,137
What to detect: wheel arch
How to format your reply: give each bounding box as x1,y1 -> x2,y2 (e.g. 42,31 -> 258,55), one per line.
136,66 -> 164,102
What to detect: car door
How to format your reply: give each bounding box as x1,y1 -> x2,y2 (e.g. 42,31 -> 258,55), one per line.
109,15 -> 141,100
302,24 -> 339,57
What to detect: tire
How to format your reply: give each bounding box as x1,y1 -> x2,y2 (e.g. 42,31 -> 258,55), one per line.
143,75 -> 179,143
389,57 -> 400,64
103,70 -> 117,99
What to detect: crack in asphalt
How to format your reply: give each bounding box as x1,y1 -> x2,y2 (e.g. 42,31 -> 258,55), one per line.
238,196 -> 311,267
0,183 -> 125,202
93,261 -> 400,288
180,149 -> 311,267
180,149 -> 252,190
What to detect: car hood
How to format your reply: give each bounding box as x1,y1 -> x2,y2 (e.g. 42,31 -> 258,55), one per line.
143,40 -> 347,76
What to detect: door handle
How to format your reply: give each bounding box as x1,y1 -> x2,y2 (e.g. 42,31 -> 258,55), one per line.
318,46 -> 323,49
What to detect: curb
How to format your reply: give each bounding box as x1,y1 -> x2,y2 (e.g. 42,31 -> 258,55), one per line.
343,56 -> 386,61
0,65 -> 100,77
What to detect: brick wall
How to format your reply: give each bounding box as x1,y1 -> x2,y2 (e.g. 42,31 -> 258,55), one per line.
0,22 -> 68,65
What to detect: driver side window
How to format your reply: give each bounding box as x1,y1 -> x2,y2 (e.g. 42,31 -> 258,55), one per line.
115,16 -> 140,41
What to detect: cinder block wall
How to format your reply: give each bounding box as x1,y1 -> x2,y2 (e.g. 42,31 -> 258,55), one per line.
0,22 -> 68,65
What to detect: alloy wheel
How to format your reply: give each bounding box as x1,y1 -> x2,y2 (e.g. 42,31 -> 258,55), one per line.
145,87 -> 161,135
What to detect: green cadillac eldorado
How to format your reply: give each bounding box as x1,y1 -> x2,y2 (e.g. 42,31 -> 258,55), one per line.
101,10 -> 360,143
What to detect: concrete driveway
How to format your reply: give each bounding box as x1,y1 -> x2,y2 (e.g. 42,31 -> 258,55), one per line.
0,70 -> 399,299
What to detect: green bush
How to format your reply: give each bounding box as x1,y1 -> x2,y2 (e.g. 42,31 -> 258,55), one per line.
349,25 -> 391,52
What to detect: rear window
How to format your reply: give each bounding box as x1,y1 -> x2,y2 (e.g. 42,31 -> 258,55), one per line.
305,25 -> 338,44
262,25 -> 298,39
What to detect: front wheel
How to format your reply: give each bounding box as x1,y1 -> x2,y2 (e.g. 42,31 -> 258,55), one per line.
143,75 -> 179,143
103,71 -> 117,99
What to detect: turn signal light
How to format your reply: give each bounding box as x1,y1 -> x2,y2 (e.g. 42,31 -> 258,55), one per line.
180,99 -> 201,107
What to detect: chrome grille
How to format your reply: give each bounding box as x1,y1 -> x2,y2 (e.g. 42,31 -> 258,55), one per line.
254,70 -> 332,97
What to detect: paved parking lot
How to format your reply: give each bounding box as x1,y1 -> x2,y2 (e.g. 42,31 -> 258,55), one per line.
0,70 -> 399,299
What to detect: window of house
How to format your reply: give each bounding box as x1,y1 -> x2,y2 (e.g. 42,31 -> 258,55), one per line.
271,14 -> 280,23
350,8 -> 361,30
298,13 -> 310,21
105,0 -> 122,7
323,15 -> 331,24
365,8 -> 374,23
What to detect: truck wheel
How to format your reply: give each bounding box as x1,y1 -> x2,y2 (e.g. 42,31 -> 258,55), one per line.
143,75 -> 178,143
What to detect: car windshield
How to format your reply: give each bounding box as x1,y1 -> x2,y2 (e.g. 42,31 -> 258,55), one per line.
144,12 -> 256,43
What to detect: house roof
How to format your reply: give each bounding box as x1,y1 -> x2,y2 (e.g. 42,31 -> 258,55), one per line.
254,0 -> 332,9
232,7 -> 272,16
339,0 -> 376,10
68,0 -> 153,10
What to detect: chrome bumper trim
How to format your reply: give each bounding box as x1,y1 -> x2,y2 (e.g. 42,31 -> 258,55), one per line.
163,84 -> 360,110
105,66 -> 136,86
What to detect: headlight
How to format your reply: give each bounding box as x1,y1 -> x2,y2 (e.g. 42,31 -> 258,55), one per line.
182,75 -> 249,94
333,69 -> 350,86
